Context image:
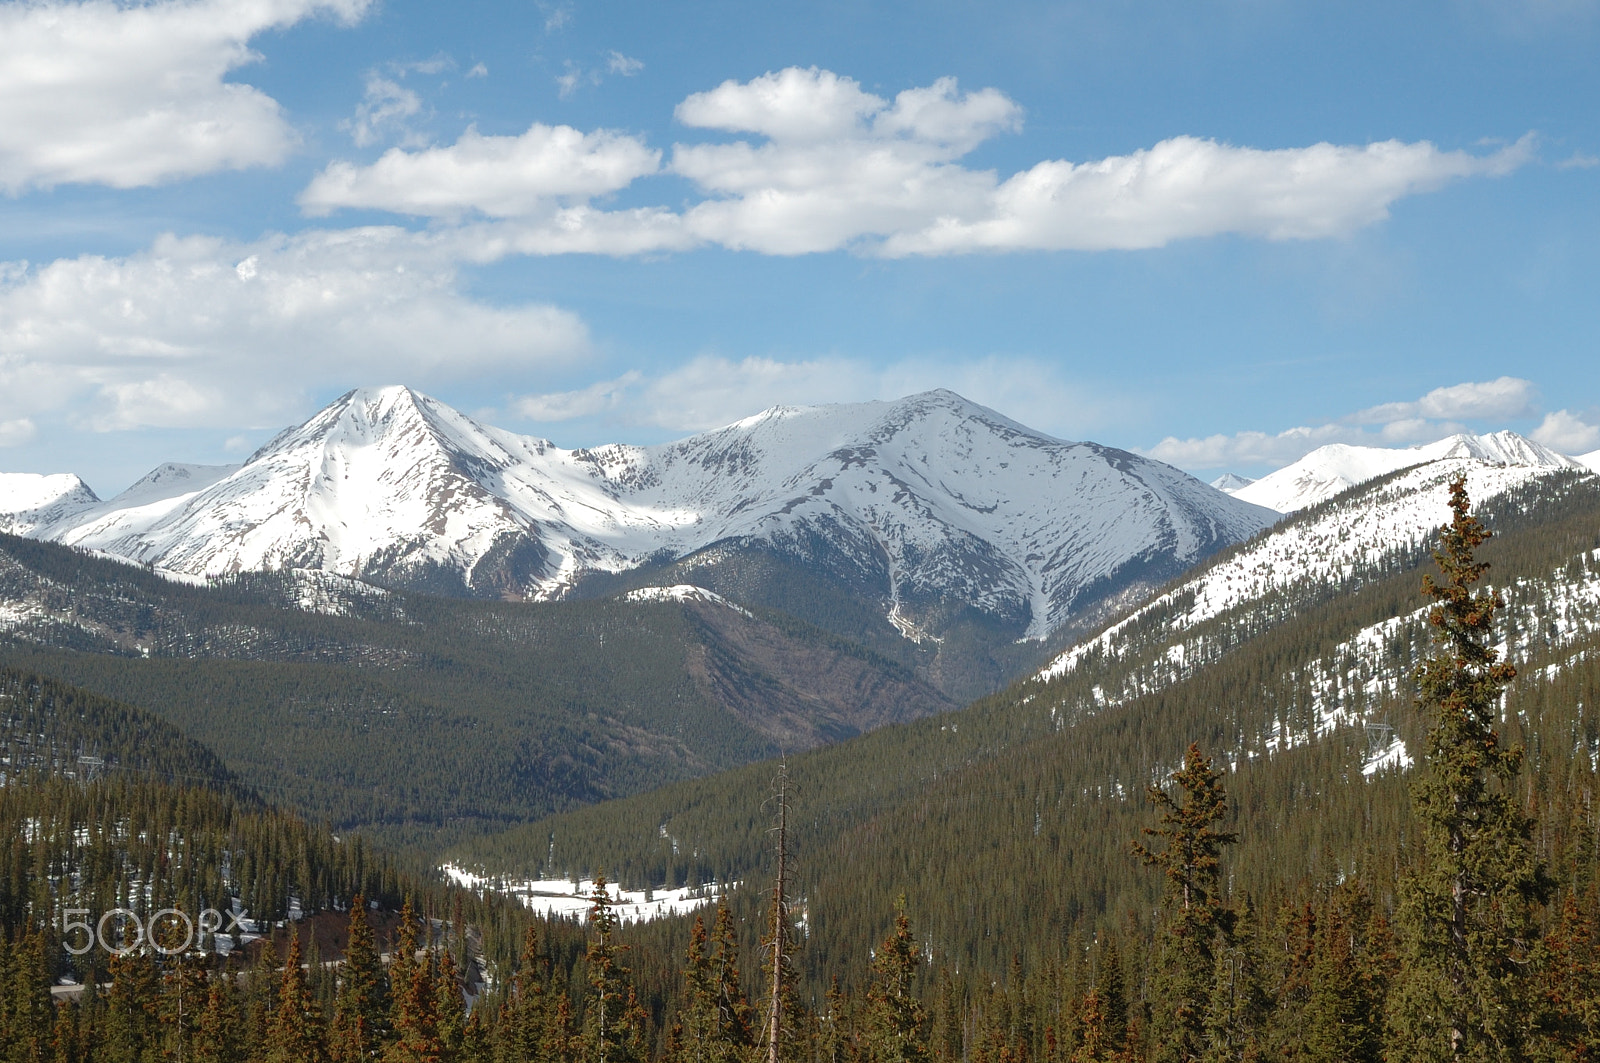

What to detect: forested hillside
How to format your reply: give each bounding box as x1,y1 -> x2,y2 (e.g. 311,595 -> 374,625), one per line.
447,466 -> 1600,992
0,533 -> 951,848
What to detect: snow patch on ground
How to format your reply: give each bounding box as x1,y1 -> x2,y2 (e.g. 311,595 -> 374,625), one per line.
441,864 -> 727,924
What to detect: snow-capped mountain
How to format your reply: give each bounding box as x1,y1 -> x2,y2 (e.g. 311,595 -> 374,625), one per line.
1225,432 -> 1582,513
1035,448 -> 1599,771
1209,473 -> 1255,492
0,386 -> 1274,646
1581,449 -> 1600,474
0,473 -> 98,536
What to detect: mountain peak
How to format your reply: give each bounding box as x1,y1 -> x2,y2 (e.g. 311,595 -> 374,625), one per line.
1233,430 -> 1586,514
3,386 -> 1272,650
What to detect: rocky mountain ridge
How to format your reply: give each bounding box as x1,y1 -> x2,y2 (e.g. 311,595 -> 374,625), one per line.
0,387 -> 1275,654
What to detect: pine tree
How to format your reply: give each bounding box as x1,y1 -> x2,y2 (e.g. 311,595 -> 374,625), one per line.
386,955 -> 445,1063
102,947 -> 162,1063
1095,942 -> 1129,1058
500,925 -> 553,1063
1133,743 -> 1238,1063
194,972 -> 244,1063
676,914 -> 721,1063
5,929 -> 56,1063
864,900 -> 929,1063
709,902 -> 754,1059
584,872 -> 638,1063
266,932 -> 330,1063
1534,893 -> 1600,1060
435,951 -> 467,1061
1386,475 -> 1555,1063
1201,896 -> 1269,1063
333,896 -> 387,1061
1301,892 -> 1382,1063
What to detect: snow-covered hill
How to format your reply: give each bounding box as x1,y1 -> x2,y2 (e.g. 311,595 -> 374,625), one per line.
1225,432 -> 1582,513
0,387 -> 1275,644
0,473 -> 99,536
1035,450 -> 1600,773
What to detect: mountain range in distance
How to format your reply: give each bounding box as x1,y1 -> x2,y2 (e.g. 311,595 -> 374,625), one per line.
0,387 -> 1276,695
3,388 -> 1597,703
1213,431 -> 1595,513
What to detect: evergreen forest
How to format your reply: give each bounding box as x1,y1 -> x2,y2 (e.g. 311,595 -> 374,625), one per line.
3,471 -> 1600,1061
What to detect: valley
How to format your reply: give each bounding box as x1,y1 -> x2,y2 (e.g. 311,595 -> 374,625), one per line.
4,392 -> 1600,1062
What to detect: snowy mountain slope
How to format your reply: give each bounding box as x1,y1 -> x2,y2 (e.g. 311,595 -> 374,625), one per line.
1231,431 -> 1582,513
1041,457 -> 1583,684
0,473 -> 98,535
1581,449 -> 1600,474
3,387 -> 1276,650
1210,473 -> 1254,492
1031,454 -> 1600,775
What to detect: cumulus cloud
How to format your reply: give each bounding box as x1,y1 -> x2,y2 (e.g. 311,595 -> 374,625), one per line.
1143,377 -> 1546,470
1531,410 -> 1600,453
1347,376 -> 1538,425
298,66 -> 1533,257
881,134 -> 1533,255
512,354 -> 1105,439
0,0 -> 371,193
303,125 -> 661,218
0,229 -> 589,431
671,69 -> 1022,254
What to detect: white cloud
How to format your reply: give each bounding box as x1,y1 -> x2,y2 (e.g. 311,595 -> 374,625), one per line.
1531,409 -> 1600,453
1348,376 -> 1539,424
0,0 -> 371,193
396,54 -> 453,76
1144,377 -> 1544,470
606,52 -> 644,77
0,418 -> 37,447
344,75 -> 423,148
555,62 -> 591,100
671,70 -> 1023,254
1146,424 -> 1375,470
0,228 -> 589,431
302,124 -> 660,218
541,3 -> 571,32
467,63 -> 489,79
880,134 -> 1535,255
515,372 -> 641,421
512,354 -> 1105,439
296,67 -> 1535,258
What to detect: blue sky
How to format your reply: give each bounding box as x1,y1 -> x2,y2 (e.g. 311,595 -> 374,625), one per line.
1,0 -> 1597,494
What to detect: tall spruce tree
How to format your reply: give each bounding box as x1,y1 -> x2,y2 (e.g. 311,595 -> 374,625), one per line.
584,872 -> 639,1063
676,907 -> 752,1063
864,899 -> 929,1063
1386,475 -> 1554,1062
266,932 -> 330,1063
333,895 -> 387,1062
1133,743 -> 1238,1063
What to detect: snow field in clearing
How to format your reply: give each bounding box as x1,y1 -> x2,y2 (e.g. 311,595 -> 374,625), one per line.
440,864 -> 727,925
